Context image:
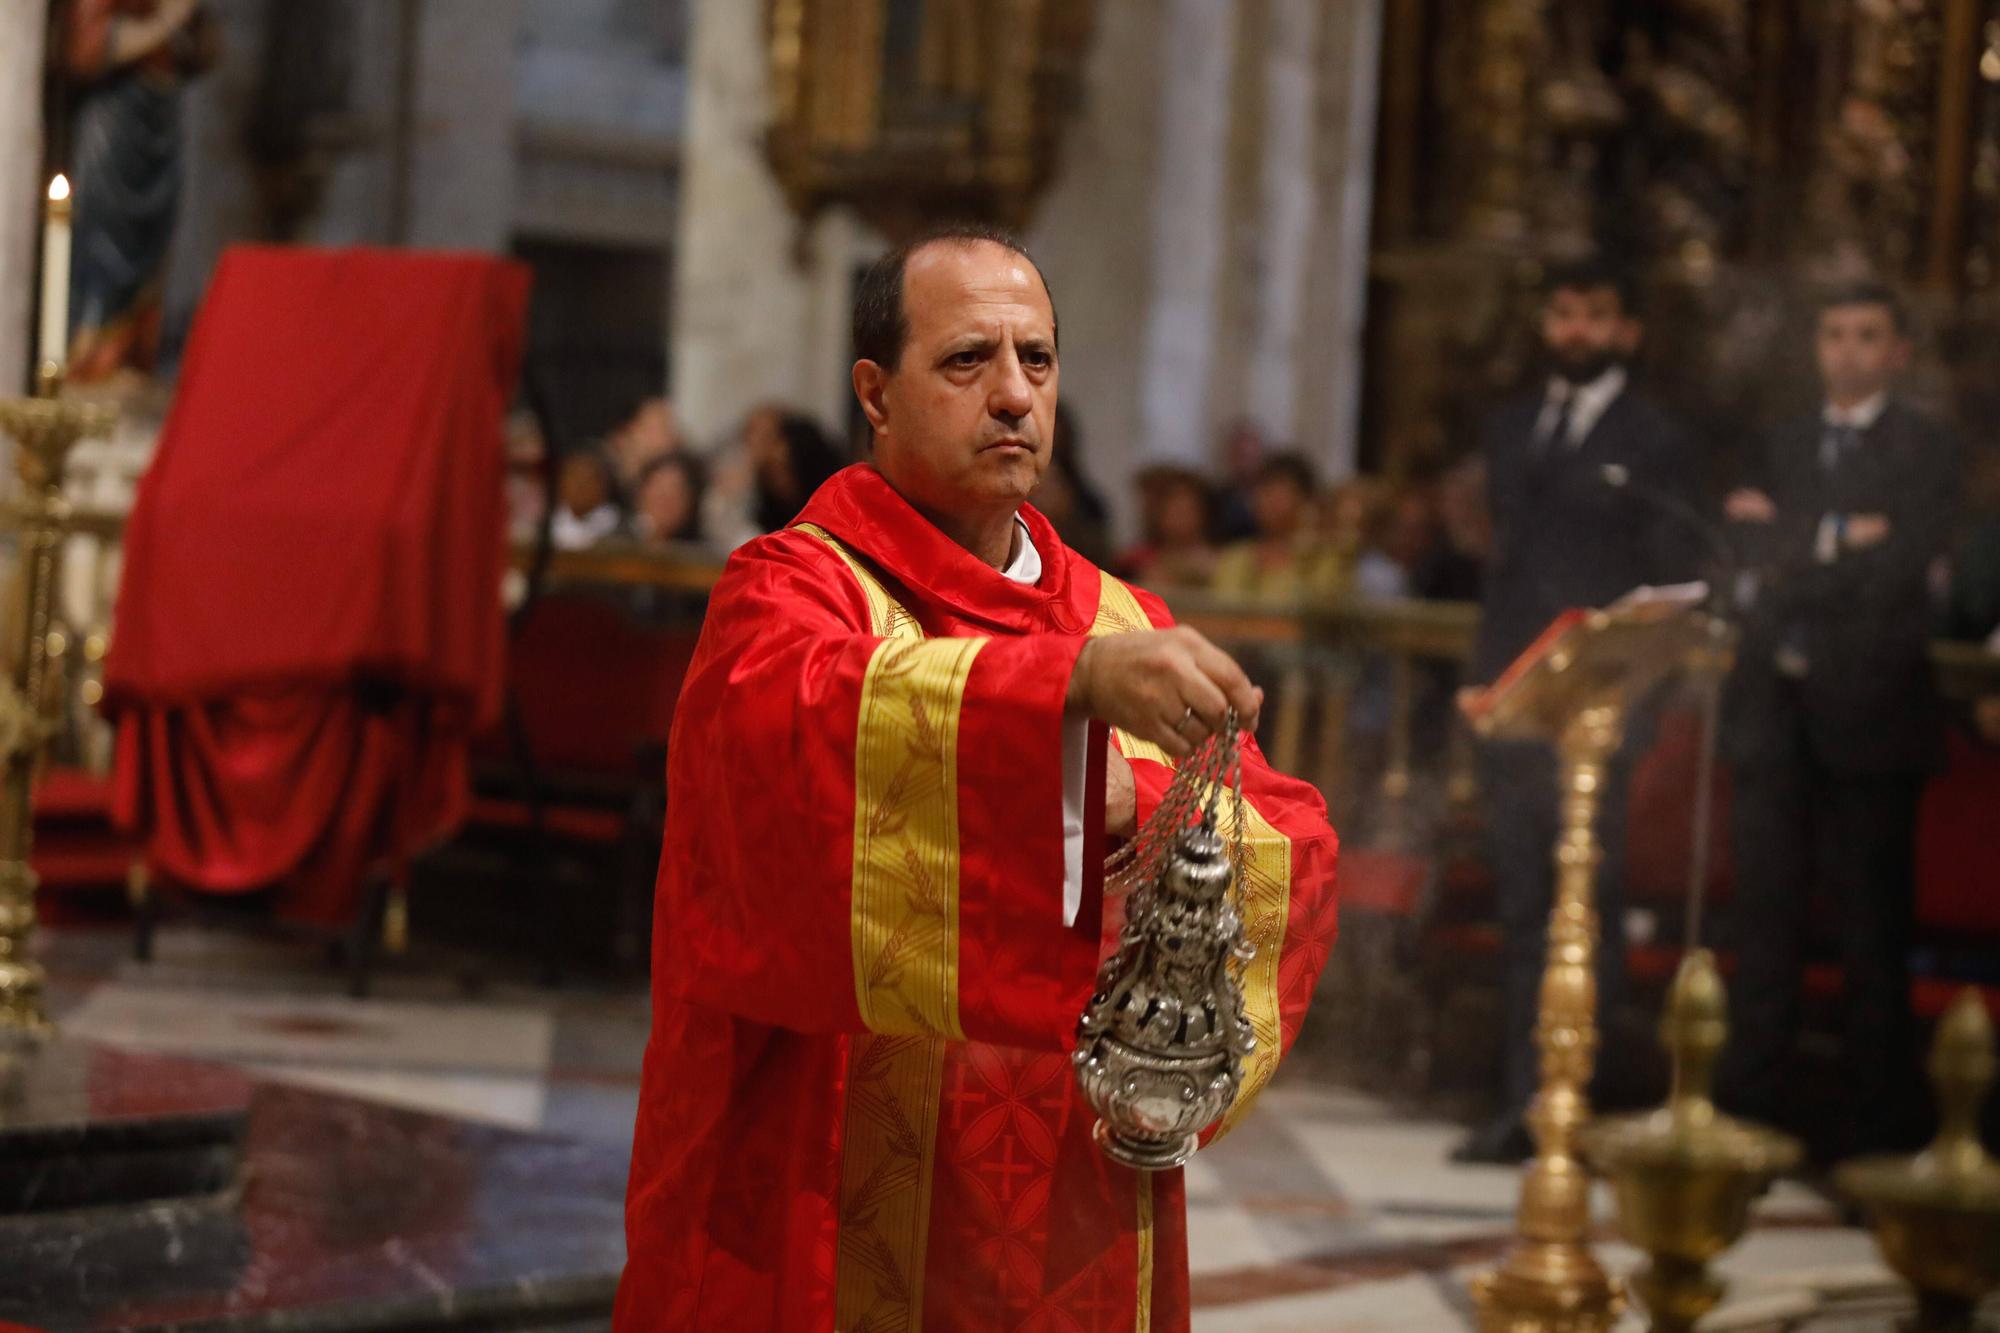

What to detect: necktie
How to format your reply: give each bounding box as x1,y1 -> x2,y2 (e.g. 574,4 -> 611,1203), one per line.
1819,422 -> 1859,472
1537,392 -> 1573,454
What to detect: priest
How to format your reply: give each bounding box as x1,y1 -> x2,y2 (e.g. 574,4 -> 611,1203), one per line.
615,225 -> 1340,1332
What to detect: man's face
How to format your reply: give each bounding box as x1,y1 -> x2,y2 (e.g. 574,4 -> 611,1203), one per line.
1253,476 -> 1308,538
743,406 -> 784,470
639,466 -> 693,538
1222,423 -> 1264,482
1540,284 -> 1639,383
855,240 -> 1058,518
1816,302 -> 1908,404
1158,484 -> 1208,546
559,454 -> 608,516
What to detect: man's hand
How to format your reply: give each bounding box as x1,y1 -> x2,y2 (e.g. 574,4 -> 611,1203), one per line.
1066,627 -> 1262,759
1845,513 -> 1892,550
1725,488 -> 1776,524
1105,743 -> 1136,839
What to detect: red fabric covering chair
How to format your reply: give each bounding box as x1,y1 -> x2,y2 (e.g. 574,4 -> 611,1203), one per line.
102,247 -> 530,974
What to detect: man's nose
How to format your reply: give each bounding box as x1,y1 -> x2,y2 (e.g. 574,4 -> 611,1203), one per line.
989,348 -> 1033,419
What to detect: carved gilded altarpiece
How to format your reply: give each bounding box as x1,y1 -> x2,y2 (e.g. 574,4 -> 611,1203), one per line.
1365,0 -> 2000,480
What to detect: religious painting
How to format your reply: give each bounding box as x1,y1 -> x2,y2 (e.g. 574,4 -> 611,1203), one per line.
50,0 -> 219,387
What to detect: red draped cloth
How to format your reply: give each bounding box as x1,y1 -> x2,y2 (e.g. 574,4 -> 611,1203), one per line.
615,466 -> 1341,1332
104,246 -> 530,926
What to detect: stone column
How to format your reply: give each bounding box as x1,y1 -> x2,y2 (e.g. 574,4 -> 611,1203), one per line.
1244,0 -> 1321,444
405,0 -> 523,252
1135,0 -> 1237,468
1029,0 -> 1165,540
672,0 -> 874,445
1297,0 -> 1382,480
0,1 -> 48,396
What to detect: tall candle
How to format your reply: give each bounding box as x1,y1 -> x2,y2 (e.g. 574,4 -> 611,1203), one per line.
38,175 -> 72,375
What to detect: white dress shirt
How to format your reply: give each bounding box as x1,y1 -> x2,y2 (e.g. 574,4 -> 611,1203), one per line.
1532,365 -> 1628,449
1824,391 -> 1889,432
998,519 -> 1090,928
551,504 -> 621,550
1812,391 -> 1889,563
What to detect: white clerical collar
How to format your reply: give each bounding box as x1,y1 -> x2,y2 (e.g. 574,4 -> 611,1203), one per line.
1823,392 -> 1888,431
1000,516 -> 1040,585
1541,364 -> 1627,448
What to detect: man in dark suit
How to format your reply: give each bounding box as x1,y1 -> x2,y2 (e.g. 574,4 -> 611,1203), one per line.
1455,259 -> 1698,1164
1719,283 -> 1956,1160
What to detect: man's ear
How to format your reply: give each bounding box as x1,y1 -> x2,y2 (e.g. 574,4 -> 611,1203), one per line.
1618,317 -> 1644,357
853,360 -> 891,436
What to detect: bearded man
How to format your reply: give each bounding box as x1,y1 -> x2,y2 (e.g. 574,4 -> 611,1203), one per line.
1455,258 -> 1698,1165
614,224 -> 1340,1331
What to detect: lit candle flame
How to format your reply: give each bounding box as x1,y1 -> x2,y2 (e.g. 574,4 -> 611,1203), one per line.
48,175 -> 70,203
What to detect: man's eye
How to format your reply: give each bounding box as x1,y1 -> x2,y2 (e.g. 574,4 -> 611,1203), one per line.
949,351 -> 981,368
1023,351 -> 1052,368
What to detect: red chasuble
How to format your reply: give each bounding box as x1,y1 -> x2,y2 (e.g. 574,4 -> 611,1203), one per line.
616,465 -> 1339,1332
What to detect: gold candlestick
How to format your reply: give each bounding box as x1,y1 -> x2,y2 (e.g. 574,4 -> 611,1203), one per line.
1582,951 -> 1802,1332
0,384 -> 116,1035
1838,989 -> 2000,1333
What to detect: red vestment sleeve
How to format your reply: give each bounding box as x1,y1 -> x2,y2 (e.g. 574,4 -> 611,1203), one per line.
655,530 -> 1103,1053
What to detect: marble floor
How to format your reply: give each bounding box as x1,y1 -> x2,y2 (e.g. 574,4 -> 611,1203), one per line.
35,923 -> 1929,1330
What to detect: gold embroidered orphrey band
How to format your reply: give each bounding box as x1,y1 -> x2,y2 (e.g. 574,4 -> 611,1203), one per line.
799,523 -> 956,1332
800,524 -> 1219,1330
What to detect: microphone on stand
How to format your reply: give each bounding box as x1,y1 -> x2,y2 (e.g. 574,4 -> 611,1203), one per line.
1594,462 -> 1736,954
1596,463 -> 1739,604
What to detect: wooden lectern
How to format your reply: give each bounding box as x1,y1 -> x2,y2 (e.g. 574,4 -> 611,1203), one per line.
1459,593 -> 1730,1332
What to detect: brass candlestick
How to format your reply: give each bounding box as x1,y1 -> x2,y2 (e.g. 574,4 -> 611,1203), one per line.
0,383 -> 116,1035
1838,989 -> 2000,1333
1581,951 -> 1802,1332
1469,701 -> 1627,1331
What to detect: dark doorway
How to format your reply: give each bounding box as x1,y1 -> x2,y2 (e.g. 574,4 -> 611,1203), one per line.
513,238 -> 670,449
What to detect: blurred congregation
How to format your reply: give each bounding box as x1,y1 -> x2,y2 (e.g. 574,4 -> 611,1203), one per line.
6,0 -> 2000,1327
521,388 -> 1490,606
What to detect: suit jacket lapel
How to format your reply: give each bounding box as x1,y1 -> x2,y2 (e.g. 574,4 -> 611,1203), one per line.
1570,386 -> 1630,458
1489,398 -> 1545,503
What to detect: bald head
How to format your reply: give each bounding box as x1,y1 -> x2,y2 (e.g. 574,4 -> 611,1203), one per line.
850,233 -> 1061,556
852,224 -> 1058,371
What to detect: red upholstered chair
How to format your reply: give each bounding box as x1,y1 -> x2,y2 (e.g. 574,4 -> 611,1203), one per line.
1624,706 -> 1736,915
1620,724 -> 2000,1022
448,590 -> 695,973
1411,704 -> 1736,1086
1915,730 -> 2000,941
31,767 -> 144,918
1618,705 -> 1737,985
1908,730 -> 2000,1017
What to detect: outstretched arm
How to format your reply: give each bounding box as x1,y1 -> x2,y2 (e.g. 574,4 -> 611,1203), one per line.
1109,580 -> 1341,1142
